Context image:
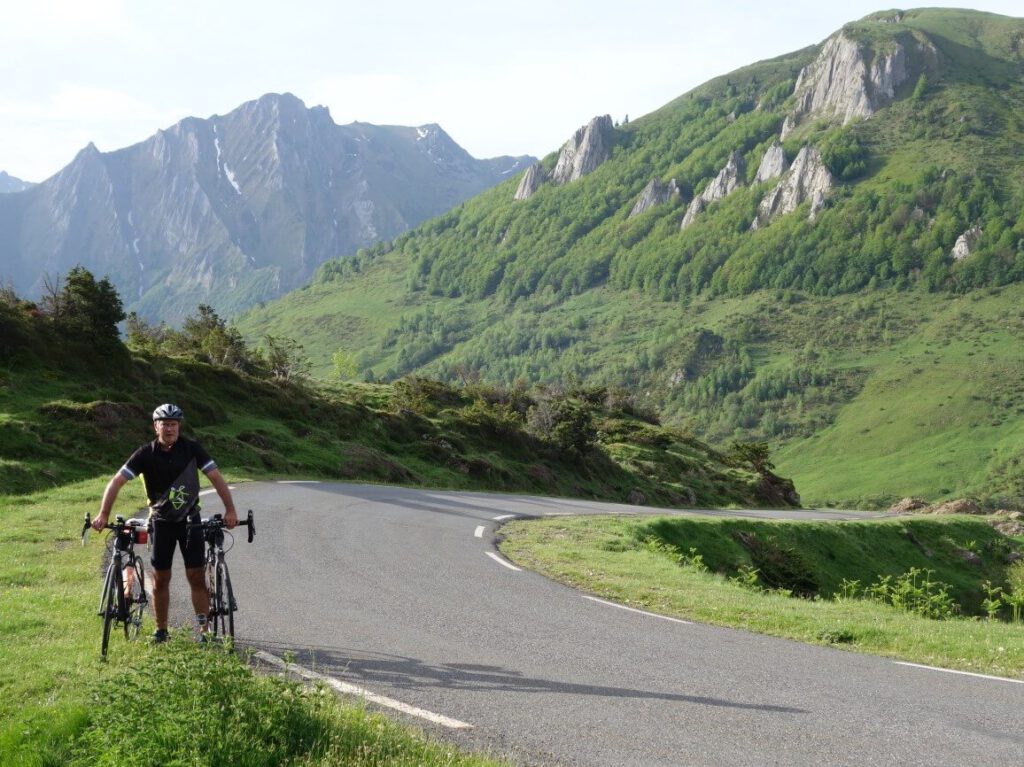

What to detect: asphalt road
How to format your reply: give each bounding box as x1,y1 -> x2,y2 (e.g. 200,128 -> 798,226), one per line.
168,481 -> 1024,766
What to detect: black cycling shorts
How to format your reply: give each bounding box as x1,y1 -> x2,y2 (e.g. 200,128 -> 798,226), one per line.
150,514 -> 204,571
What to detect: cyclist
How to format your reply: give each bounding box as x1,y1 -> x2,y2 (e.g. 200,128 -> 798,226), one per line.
93,403 -> 237,642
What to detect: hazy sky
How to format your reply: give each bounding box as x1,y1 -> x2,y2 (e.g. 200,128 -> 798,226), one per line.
2,1 -> 1021,182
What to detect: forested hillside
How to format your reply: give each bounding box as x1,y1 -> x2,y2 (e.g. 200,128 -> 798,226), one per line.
236,8 -> 1024,508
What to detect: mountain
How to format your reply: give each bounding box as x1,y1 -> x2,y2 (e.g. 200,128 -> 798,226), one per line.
0,93 -> 534,322
236,9 -> 1024,508
0,171 -> 33,194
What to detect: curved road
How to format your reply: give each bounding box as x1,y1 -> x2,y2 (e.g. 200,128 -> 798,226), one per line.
172,481 -> 1023,766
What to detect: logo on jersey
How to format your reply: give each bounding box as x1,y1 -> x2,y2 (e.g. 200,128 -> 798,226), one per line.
168,484 -> 191,511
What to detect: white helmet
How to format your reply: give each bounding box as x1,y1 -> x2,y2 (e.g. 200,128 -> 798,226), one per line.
152,403 -> 184,421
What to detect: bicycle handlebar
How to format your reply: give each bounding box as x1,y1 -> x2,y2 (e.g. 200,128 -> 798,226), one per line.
187,509 -> 256,543
81,513 -> 146,545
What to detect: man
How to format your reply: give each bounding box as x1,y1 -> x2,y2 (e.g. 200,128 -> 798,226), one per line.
94,403 -> 237,642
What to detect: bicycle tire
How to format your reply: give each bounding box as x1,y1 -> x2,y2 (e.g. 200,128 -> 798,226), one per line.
211,560 -> 235,639
125,555 -> 147,640
101,562 -> 119,657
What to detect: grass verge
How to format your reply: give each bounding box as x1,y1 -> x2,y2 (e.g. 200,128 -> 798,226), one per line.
498,514 -> 1024,679
0,479 -> 505,767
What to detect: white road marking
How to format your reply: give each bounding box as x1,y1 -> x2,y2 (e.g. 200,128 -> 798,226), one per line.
894,662 -> 1024,685
254,651 -> 474,729
486,552 -> 522,571
583,596 -> 694,625
493,514 -> 517,521
474,525 -> 485,538
277,480 -> 323,484
199,485 -> 235,496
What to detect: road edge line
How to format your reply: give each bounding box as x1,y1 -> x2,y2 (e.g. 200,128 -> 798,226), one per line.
253,650 -> 474,729
582,595 -> 694,625
893,661 -> 1024,685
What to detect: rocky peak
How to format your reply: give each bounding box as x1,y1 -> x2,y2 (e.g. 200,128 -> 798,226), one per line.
551,115 -> 615,185
629,177 -> 680,217
514,163 -> 548,201
753,141 -> 788,184
752,146 -> 833,229
781,31 -> 928,138
681,151 -> 745,229
952,225 -> 983,260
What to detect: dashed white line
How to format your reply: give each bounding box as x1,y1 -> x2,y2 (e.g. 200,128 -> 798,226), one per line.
583,596 -> 694,625
894,662 -> 1024,685
493,514 -> 517,521
254,651 -> 473,729
486,552 -> 522,571
474,525 -> 485,538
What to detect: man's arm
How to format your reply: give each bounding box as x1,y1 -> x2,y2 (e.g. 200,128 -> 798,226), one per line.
94,473 -> 128,530
204,468 -> 238,528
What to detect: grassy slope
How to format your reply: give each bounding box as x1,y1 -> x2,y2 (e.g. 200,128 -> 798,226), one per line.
498,514 -> 1024,678
233,10 -> 1024,509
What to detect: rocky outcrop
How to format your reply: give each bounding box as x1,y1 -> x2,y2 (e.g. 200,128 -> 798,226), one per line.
753,141 -> 789,184
551,115 -> 615,185
889,497 -> 930,514
952,226 -> 983,261
628,177 -> 680,217
681,152 -> 745,229
514,163 -> 548,201
781,31 -> 933,138
751,146 -> 832,229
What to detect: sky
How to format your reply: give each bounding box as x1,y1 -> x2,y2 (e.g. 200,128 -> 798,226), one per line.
2,1 -> 1021,183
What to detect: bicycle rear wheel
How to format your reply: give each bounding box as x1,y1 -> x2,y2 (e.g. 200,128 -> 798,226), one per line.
124,555 -> 147,640
101,562 -> 119,657
211,560 -> 235,640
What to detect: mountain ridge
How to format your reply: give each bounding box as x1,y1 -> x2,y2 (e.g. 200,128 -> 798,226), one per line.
0,92 -> 534,322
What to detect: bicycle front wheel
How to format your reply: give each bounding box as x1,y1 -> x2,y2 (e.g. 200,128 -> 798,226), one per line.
101,562 -> 119,657
124,555 -> 147,640
211,560 -> 235,640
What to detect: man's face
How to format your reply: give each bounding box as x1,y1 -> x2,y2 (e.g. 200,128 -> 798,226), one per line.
154,418 -> 180,448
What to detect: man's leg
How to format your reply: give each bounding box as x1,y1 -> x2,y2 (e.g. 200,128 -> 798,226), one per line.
185,566 -> 211,631
152,568 -> 172,630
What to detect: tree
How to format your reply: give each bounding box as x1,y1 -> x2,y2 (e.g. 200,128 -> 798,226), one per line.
43,266 -> 125,350
728,440 -> 775,475
176,304 -> 250,369
261,335 -> 311,382
332,350 -> 358,381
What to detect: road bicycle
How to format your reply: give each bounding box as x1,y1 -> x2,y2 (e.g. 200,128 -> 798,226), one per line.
188,510 -> 255,640
81,514 -> 149,657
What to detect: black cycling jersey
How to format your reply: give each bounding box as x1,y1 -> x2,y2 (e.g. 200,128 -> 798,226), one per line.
119,437 -> 216,507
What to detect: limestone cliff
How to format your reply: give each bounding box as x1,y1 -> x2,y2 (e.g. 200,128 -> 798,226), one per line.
681,151 -> 745,229
514,163 -> 548,201
629,177 -> 680,218
952,226 -> 983,261
752,146 -> 832,228
781,30 -> 936,138
753,141 -> 788,184
551,115 -> 615,185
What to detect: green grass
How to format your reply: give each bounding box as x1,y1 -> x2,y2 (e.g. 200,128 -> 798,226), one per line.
499,514 -> 1024,678
0,479 -> 506,767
